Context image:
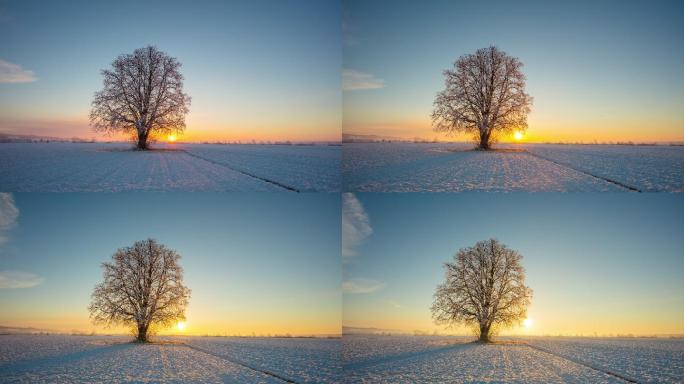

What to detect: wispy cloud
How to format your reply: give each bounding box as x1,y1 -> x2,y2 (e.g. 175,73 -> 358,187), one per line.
0,59 -> 37,83
0,194 -> 41,289
0,271 -> 44,289
342,278 -> 385,294
0,193 -> 19,245
342,69 -> 384,91
342,193 -> 372,260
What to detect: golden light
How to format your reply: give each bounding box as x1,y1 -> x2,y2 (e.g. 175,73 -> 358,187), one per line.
514,131 -> 523,141
523,318 -> 533,328
167,134 -> 177,142
176,321 -> 186,331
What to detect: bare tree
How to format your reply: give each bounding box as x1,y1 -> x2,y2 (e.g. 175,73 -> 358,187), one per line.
90,46 -> 191,150
432,46 -> 532,150
431,239 -> 532,342
89,239 -> 191,342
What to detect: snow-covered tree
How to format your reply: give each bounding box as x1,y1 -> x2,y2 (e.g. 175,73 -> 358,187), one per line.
90,46 -> 191,150
431,239 -> 532,342
432,46 -> 532,150
89,239 -> 190,342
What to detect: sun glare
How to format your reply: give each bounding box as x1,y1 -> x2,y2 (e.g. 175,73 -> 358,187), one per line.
514,131 -> 523,141
523,318 -> 533,328
167,134 -> 177,142
176,321 -> 186,331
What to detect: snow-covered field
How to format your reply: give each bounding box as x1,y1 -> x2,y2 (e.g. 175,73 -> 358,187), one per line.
342,335 -> 684,383
0,142 -> 341,192
0,334 -> 340,383
527,337 -> 684,383
343,143 -> 684,192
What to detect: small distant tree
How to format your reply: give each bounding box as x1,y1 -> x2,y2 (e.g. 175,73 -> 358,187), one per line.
89,239 -> 191,342
432,46 -> 532,150
431,239 -> 532,342
90,46 -> 191,150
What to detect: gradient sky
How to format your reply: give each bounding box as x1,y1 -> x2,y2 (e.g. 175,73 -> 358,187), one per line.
343,0 -> 684,143
0,193 -> 341,336
0,0 -> 341,142
343,193 -> 684,336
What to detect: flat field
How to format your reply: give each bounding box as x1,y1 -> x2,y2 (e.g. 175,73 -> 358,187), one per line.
0,334 -> 340,383
342,335 -> 684,383
342,143 -> 684,192
0,142 -> 341,192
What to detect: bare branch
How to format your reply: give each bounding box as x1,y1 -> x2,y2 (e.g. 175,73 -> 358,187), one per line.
432,46 -> 533,150
89,239 -> 191,342
431,239 -> 532,342
90,46 -> 191,150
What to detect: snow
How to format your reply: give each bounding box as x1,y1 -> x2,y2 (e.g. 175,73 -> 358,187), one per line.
342,335 -> 684,383
185,144 -> 341,192
0,143 -> 340,192
1,334 -> 681,383
527,337 -> 684,384
0,335 -> 339,383
343,143 -> 684,192
183,336 -> 340,383
523,144 -> 684,192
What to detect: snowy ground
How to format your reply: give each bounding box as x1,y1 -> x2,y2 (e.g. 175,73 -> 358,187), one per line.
343,143 -> 684,192
0,335 -> 340,383
0,142 -> 341,192
342,335 -> 684,383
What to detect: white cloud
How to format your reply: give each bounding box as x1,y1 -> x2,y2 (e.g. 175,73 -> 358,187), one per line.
0,271 -> 43,289
0,193 -> 19,245
0,59 -> 37,83
0,196 -> 42,289
342,278 -> 385,294
0,193 -> 19,230
342,193 -> 372,260
342,69 -> 384,91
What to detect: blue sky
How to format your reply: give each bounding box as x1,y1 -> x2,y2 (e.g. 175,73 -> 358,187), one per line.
343,0 -> 684,142
0,0 -> 341,141
0,193 -> 341,335
343,193 -> 684,335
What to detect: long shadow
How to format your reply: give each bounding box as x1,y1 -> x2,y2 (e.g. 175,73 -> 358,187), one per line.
343,341 -> 476,372
345,150 -> 477,190
0,342 -> 134,375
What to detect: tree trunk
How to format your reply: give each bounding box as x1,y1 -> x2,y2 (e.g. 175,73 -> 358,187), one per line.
137,324 -> 148,342
478,130 -> 490,150
136,132 -> 149,150
479,324 -> 491,342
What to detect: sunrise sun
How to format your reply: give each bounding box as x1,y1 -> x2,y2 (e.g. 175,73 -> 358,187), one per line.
514,131 -> 523,141
176,321 -> 186,331
167,134 -> 177,143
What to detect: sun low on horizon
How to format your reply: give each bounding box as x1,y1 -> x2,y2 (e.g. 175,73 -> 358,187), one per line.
523,317 -> 533,329
514,131 -> 524,141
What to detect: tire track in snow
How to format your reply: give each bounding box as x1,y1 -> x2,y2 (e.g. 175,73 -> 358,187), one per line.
523,342 -> 641,383
180,150 -> 301,192
523,150 -> 642,192
181,343 -> 300,383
